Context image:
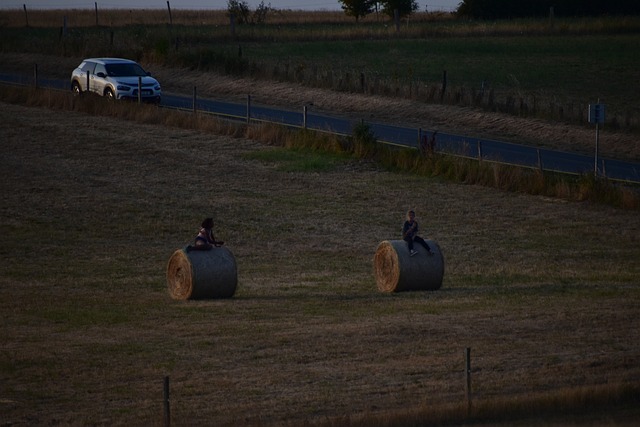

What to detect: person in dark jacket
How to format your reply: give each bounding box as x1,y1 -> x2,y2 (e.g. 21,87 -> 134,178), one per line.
402,210 -> 433,257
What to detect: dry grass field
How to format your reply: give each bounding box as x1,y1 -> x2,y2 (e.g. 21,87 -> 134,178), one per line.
1,96 -> 639,426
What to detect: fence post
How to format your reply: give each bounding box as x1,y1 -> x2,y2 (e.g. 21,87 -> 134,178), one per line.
23,4 -> 29,27
95,2 -> 98,26
303,105 -> 307,129
441,70 -> 447,101
246,94 -> 251,124
193,86 -> 197,114
477,141 -> 482,162
537,148 -> 542,171
138,76 -> 142,104
33,63 -> 38,90
464,347 -> 472,413
166,1 -> 172,26
163,376 -> 170,427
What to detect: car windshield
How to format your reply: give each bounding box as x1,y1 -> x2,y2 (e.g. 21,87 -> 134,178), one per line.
105,63 -> 147,77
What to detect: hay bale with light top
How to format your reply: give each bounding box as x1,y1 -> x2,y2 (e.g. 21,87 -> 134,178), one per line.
373,239 -> 444,292
166,246 -> 237,300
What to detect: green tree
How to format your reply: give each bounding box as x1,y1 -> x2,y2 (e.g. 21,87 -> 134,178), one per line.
227,0 -> 250,24
380,0 -> 419,19
339,0 -> 376,22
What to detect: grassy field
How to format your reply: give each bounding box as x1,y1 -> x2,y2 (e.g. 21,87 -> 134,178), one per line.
1,8 -> 639,425
1,95 -> 639,425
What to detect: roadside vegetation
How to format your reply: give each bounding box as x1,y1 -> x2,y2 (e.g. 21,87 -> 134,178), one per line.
1,84 -> 637,209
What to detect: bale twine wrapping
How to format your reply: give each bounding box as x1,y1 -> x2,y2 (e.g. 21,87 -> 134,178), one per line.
373,239 -> 444,292
166,246 -> 237,300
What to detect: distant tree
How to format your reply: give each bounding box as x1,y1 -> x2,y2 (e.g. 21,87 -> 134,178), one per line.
253,1 -> 273,24
227,0 -> 250,24
380,0 -> 419,19
339,0 -> 376,22
227,0 -> 273,25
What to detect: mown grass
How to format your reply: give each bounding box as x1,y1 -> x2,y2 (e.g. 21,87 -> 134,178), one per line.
1,82 -> 640,426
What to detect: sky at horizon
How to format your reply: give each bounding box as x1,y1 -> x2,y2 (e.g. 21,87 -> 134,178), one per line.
1,0 -> 461,12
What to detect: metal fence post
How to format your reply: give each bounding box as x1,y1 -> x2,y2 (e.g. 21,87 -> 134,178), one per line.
303,105 -> 307,129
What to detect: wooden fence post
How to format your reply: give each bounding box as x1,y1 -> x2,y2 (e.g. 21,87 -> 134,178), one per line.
193,86 -> 197,114
465,347 -> 472,412
33,63 -> 38,90
441,70 -> 447,101
23,4 -> 29,27
166,1 -> 172,26
537,148 -> 542,171
246,94 -> 251,124
163,376 -> 171,427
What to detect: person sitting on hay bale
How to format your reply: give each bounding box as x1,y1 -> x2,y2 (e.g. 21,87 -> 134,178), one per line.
187,217 -> 224,252
402,209 -> 434,257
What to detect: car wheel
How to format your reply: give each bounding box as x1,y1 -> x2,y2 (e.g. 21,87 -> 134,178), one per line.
105,88 -> 115,101
71,81 -> 82,96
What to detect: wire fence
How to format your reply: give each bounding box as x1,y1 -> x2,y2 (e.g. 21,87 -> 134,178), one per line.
183,90 -> 640,184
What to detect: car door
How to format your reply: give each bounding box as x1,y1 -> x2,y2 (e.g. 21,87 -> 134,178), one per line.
79,61 -> 96,93
92,63 -> 109,96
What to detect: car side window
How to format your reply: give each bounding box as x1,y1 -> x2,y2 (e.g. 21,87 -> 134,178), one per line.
94,64 -> 107,76
81,61 -> 96,74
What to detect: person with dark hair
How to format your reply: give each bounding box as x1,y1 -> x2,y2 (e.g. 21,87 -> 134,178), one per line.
189,217 -> 224,251
402,210 -> 433,257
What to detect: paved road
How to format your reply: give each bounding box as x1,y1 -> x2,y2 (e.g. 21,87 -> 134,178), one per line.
2,72 -> 638,183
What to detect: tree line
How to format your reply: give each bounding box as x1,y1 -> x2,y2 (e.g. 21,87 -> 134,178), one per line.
338,1 -> 419,22
456,0 -> 640,19
226,0 -> 640,24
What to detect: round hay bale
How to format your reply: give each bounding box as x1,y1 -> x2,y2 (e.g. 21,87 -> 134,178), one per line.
373,239 -> 444,292
166,246 -> 237,300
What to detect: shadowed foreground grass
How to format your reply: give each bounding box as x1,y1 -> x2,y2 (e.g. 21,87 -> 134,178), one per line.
0,98 -> 639,426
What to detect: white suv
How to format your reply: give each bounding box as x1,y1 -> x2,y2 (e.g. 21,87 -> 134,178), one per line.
71,58 -> 161,103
